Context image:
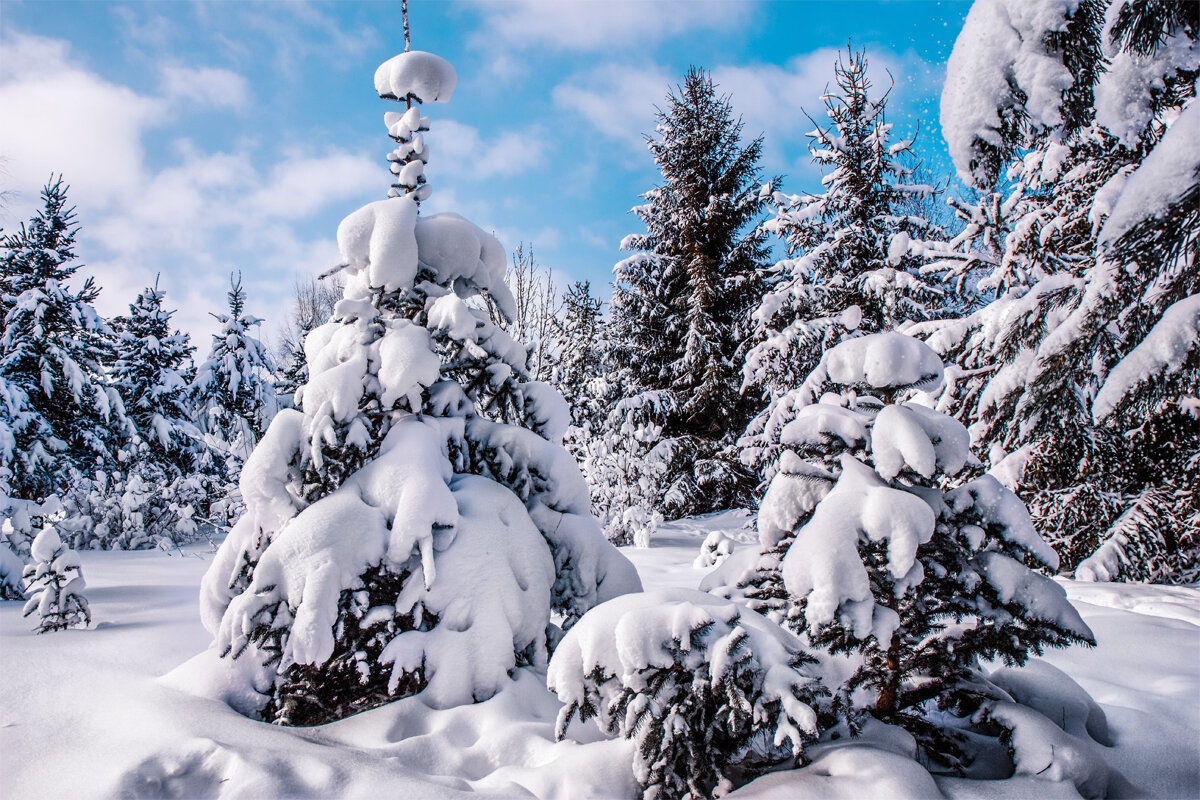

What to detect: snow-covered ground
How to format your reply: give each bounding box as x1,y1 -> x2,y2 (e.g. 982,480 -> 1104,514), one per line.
1,514 -> 1196,799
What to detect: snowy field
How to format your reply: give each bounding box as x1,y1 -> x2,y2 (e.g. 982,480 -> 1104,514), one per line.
1,512 -> 1196,800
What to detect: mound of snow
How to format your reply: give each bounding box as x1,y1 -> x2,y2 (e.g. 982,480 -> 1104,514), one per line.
375,50 -> 457,103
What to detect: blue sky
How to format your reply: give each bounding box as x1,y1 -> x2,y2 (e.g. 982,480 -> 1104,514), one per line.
0,0 -> 970,349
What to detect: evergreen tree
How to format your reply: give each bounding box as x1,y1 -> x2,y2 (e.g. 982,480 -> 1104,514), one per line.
549,590 -> 824,800
712,333 -> 1095,765
739,48 -> 947,481
924,0 -> 1198,580
551,280 -> 605,431
606,66 -> 771,518
111,278 -> 200,476
198,46 -> 639,725
191,273 -> 279,469
0,176 -> 130,502
22,525 -> 90,633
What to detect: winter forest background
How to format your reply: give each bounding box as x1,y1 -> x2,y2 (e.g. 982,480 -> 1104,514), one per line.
1,1 -> 1197,799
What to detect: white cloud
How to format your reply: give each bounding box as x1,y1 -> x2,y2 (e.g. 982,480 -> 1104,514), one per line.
554,49 -> 933,176
0,32 -> 162,210
246,150 -> 383,219
0,30 -> 380,345
552,63 -> 670,153
160,65 -> 251,110
469,0 -> 750,51
432,120 -> 547,181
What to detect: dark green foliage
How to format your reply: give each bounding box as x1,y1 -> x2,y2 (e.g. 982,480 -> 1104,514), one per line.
557,609 -> 822,800
264,564 -> 436,726
606,66 -> 771,517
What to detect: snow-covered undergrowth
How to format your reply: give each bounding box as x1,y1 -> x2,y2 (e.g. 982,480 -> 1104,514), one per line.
1,521 -> 1196,799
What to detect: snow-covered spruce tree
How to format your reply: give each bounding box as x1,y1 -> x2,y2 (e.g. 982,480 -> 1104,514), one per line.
111,278 -> 200,475
198,48 -> 640,725
549,589 -> 824,800
191,272 -> 279,520
72,278 -> 210,548
605,66 -> 771,518
22,525 -> 89,633
710,333 -> 1095,763
739,49 -> 947,482
918,0 -> 1198,579
0,176 -> 130,505
551,280 -> 605,431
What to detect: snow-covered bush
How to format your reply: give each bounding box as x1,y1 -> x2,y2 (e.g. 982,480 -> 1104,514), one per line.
57,462 -> 206,550
549,589 -> 824,800
22,525 -> 90,633
582,391 -> 671,547
198,48 -> 639,725
711,333 -> 1096,766
694,529 -> 735,569
0,543 -> 24,600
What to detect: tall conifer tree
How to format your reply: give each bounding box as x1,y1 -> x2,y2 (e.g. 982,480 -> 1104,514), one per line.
605,67 -> 770,519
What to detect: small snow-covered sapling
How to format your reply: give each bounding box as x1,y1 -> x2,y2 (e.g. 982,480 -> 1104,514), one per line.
549,589 -> 824,800
22,525 -> 90,633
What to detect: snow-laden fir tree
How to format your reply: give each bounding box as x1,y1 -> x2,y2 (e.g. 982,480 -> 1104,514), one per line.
22,524 -> 89,633
77,278 -> 210,548
604,67 -> 771,520
0,176 -> 130,508
198,46 -> 640,725
549,589 -> 824,800
551,280 -> 605,431
709,333 -> 1096,765
916,0 -> 1198,580
739,48 -> 947,482
111,278 -> 203,474
191,273 -> 279,488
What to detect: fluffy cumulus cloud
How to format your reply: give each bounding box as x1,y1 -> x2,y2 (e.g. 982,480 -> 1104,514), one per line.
0,31 -> 380,345
552,63 -> 673,154
160,65 -> 251,110
554,48 -> 935,176
0,32 -> 162,208
433,120 -> 547,181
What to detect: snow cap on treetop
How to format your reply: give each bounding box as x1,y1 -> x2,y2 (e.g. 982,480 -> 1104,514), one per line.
375,51 -> 457,103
